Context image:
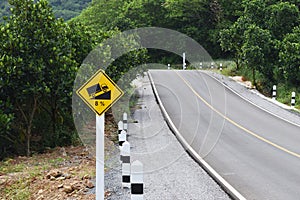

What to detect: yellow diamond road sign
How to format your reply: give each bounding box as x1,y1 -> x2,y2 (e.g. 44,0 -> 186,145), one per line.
76,69 -> 124,116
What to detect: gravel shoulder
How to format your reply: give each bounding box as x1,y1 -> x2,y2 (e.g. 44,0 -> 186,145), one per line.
105,73 -> 231,199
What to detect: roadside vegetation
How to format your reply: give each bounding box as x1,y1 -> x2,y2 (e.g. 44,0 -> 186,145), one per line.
0,0 -> 299,177
0,0 -> 92,21
219,61 -> 300,110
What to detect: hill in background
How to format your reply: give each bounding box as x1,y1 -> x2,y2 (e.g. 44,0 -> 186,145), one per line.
0,0 -> 91,21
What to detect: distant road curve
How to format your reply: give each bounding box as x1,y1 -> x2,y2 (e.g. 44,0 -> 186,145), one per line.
149,70 -> 300,200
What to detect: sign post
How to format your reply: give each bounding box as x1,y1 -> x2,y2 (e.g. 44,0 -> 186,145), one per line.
76,69 -> 124,200
183,52 -> 186,70
96,114 -> 104,200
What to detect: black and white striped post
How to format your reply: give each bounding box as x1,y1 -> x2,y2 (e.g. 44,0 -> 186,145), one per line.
123,113 -> 128,132
272,85 -> 277,100
121,141 -> 131,188
211,62 -> 214,69
291,92 -> 296,108
200,62 -> 203,69
118,130 -> 127,148
183,52 -> 186,70
219,63 -> 223,72
167,64 -> 170,70
118,121 -> 123,134
131,160 -> 143,200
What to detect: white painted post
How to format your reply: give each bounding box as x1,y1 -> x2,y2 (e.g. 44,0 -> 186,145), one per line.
220,63 -> 223,72
211,62 -> 214,69
121,141 -> 131,188
291,92 -> 296,108
183,53 -> 186,70
272,85 -> 277,100
131,160 -> 143,200
123,113 -> 128,132
118,121 -> 123,134
96,115 -> 104,200
167,64 -> 170,70
200,62 -> 203,69
118,130 -> 127,148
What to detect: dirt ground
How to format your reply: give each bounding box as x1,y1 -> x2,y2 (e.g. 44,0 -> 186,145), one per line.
0,113 -> 118,200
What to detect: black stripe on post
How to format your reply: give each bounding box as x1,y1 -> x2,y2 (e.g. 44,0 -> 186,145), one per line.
131,183 -> 143,194
121,155 -> 130,163
119,141 -> 125,146
122,175 -> 130,183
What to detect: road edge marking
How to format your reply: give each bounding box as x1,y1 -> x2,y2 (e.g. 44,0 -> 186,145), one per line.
148,70 -> 246,200
175,71 -> 300,159
204,71 -> 300,128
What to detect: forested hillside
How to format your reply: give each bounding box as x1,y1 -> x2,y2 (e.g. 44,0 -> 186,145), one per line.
0,0 -> 299,160
0,0 -> 91,21
75,0 -> 300,100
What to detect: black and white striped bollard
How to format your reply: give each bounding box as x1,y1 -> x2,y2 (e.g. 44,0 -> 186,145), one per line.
123,113 -> 128,132
121,141 -> 131,188
118,121 -> 123,134
183,52 -> 186,70
219,63 -> 223,72
291,92 -> 296,108
118,130 -> 126,148
272,85 -> 277,100
131,160 -> 143,200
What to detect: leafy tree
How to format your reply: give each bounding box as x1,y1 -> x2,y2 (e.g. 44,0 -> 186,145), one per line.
0,0 -> 94,156
0,0 -> 91,21
242,0 -> 267,26
266,2 -> 300,40
218,0 -> 244,27
164,0 -> 221,57
279,26 -> 300,86
241,24 -> 272,86
219,16 -> 252,69
0,100 -> 14,159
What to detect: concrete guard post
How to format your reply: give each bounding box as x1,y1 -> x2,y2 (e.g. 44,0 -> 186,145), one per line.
123,113 -> 128,133
131,160 -> 143,200
121,141 -> 131,188
118,121 -> 123,134
118,130 -> 127,148
291,92 -> 296,108
272,85 -> 277,100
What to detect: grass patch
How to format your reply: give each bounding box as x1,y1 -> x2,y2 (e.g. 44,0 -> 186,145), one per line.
3,177 -> 31,200
276,84 -> 300,109
0,159 -> 26,174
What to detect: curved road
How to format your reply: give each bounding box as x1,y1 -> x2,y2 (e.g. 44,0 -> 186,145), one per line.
149,70 -> 300,200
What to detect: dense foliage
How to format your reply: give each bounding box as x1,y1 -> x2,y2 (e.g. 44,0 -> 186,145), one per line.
0,0 -> 94,158
75,0 -> 299,88
1,0 -> 299,159
0,0 -> 91,21
219,0 -> 300,91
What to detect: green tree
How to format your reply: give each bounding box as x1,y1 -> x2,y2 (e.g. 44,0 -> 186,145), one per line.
219,16 -> 251,69
279,26 -> 300,86
241,24 -> 272,86
266,2 -> 300,40
0,0 -> 94,156
0,100 -> 14,159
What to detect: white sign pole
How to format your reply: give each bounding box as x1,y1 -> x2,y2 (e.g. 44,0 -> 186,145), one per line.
96,114 -> 105,200
183,52 -> 186,70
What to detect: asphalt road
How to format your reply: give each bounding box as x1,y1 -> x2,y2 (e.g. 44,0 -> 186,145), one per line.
149,70 -> 300,200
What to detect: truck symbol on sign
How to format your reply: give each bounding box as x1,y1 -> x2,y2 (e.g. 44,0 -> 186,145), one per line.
86,83 -> 111,100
